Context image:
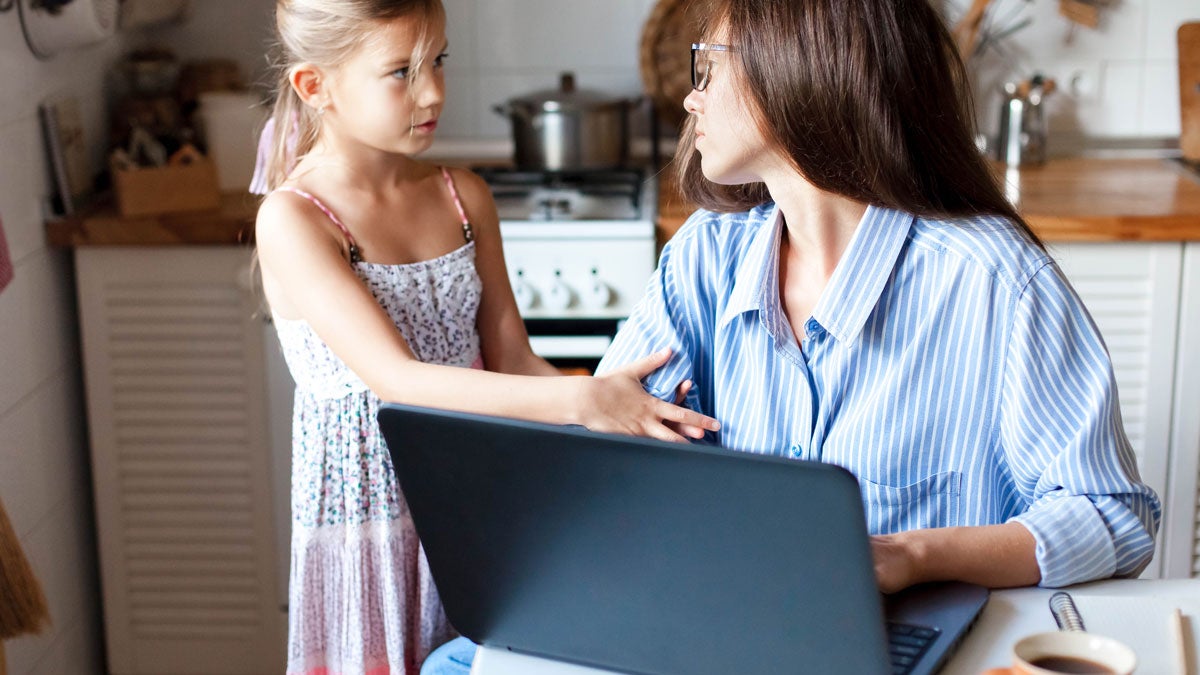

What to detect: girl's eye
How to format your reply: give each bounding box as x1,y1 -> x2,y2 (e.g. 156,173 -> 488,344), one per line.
433,52 -> 449,69
391,66 -> 410,80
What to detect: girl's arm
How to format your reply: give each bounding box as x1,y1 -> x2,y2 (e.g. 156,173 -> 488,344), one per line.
256,190 -> 719,442
447,167 -> 558,377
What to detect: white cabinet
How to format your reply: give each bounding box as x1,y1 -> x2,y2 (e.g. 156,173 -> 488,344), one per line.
1163,243 -> 1200,579
1047,241 -> 1200,580
75,247 -> 286,674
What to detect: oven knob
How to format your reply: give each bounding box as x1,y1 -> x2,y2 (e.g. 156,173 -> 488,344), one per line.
545,270 -> 575,311
512,270 -> 538,311
583,268 -> 613,309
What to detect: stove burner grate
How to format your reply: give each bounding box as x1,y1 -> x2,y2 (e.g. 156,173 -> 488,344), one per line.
475,167 -> 645,210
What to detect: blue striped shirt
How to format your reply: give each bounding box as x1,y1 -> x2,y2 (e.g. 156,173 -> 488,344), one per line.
597,202 -> 1161,587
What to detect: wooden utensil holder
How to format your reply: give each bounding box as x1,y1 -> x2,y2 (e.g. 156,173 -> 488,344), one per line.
111,157 -> 221,217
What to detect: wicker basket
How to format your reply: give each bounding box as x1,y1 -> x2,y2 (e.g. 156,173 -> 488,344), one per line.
639,0 -> 706,130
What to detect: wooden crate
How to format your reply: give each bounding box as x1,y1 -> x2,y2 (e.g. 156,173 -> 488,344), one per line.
112,157 -> 221,217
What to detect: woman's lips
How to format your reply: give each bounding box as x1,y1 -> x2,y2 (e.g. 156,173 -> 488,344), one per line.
414,119 -> 439,133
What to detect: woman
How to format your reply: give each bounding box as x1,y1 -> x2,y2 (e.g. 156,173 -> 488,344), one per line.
421,0 -> 1160,670
599,0 -> 1159,593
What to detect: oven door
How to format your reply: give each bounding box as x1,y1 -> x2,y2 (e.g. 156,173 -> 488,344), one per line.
524,318 -> 622,374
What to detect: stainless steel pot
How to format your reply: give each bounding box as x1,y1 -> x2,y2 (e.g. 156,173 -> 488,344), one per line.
493,72 -> 638,171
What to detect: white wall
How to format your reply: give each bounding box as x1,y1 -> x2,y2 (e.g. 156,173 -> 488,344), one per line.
153,0 -> 1195,146
0,9 -> 119,675
960,0 -> 1196,143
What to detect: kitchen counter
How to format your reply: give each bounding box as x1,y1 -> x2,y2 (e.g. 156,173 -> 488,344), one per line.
657,157 -> 1200,244
45,191 -> 259,247
45,158 -> 1200,247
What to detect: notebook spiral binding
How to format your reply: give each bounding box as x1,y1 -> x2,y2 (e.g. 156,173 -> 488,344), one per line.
1048,591 -> 1086,632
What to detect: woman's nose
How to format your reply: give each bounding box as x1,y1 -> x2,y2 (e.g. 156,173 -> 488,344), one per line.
683,88 -> 703,116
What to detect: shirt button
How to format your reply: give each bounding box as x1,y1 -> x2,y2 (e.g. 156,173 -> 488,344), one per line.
805,318 -> 820,334
789,443 -> 803,459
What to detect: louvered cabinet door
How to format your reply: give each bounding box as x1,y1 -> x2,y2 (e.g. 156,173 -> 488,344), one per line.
1047,241 -> 1183,580
75,247 -> 286,674
1164,243 -> 1200,580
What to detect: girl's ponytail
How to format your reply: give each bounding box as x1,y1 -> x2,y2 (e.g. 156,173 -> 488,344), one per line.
250,71 -> 318,194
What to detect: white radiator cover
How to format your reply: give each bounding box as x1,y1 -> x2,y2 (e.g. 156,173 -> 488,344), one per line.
76,247 -> 285,674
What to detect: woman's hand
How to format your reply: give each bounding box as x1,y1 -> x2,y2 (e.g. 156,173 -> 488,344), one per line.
871,524 -> 1041,594
870,532 -> 924,594
578,349 -> 720,442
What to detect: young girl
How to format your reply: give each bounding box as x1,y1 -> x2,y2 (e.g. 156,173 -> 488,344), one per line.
252,1 -> 719,673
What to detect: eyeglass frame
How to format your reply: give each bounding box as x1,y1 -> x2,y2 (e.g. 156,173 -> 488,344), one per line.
690,43 -> 732,92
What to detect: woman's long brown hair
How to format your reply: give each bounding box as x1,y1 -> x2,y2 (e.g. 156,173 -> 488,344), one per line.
676,0 -> 1039,246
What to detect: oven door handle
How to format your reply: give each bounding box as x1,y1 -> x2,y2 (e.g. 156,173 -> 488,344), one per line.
528,335 -> 613,359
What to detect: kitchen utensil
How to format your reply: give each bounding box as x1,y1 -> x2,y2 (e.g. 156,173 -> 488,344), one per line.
639,0 -> 705,130
1050,591 -> 1087,632
1059,0 -> 1101,29
493,73 -> 638,171
953,0 -> 993,60
995,74 -> 1054,166
1180,22 -> 1200,163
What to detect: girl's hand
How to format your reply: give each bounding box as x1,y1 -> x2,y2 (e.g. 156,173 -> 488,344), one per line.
579,350 -> 720,443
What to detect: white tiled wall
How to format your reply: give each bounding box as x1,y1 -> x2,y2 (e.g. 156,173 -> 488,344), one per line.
155,0 -> 1194,144
0,9 -> 116,675
957,0 -> 1195,141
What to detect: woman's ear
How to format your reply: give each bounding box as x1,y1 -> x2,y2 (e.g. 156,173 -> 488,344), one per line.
289,64 -> 327,111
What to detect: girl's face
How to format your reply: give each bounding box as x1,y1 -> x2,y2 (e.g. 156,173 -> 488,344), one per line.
324,13 -> 448,156
682,27 -> 778,185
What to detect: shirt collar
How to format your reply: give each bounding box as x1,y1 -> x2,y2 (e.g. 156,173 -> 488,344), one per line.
718,204 -> 783,329
717,203 -> 914,345
812,204 -> 914,344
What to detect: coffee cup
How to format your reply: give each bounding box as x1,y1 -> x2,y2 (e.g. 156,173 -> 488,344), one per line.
980,630 -> 1136,674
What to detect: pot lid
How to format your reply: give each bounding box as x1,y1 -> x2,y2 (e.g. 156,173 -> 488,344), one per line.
508,72 -> 631,112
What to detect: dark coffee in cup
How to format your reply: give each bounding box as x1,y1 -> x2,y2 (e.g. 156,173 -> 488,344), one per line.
1028,655 -> 1117,674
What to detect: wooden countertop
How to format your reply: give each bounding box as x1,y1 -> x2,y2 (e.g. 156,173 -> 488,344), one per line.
658,157 -> 1200,243
45,191 -> 259,247
45,158 -> 1200,247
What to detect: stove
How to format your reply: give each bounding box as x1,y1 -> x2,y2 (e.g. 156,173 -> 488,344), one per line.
478,167 -> 659,371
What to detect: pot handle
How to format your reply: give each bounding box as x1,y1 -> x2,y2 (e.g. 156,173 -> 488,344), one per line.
492,103 -> 532,121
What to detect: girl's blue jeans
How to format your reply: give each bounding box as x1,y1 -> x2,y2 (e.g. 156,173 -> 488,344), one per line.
421,636 -> 477,674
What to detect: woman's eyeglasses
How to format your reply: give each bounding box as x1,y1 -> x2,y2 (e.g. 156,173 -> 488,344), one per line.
691,43 -> 732,92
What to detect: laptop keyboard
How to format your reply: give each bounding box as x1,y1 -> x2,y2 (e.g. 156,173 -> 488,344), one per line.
886,621 -> 941,674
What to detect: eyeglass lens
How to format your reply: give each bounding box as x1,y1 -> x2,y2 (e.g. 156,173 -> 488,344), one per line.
692,54 -> 712,91
691,44 -> 729,92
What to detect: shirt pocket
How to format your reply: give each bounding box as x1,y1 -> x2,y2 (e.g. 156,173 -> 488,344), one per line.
858,470 -> 962,534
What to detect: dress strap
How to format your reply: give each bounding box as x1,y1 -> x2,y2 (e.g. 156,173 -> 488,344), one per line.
274,186 -> 362,263
439,167 -> 475,243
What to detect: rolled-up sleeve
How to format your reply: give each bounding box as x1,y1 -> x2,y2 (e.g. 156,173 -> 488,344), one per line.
1000,262 -> 1161,587
597,215 -> 708,402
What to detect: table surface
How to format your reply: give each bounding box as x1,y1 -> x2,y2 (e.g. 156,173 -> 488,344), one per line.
470,578 -> 1200,674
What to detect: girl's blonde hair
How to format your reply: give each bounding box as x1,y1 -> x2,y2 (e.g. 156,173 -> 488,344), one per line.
256,0 -> 445,193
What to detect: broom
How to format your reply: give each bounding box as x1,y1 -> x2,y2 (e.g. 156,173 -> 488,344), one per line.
0,495 -> 51,675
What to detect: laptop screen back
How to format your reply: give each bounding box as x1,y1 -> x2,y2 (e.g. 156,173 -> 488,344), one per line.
379,403 -> 894,674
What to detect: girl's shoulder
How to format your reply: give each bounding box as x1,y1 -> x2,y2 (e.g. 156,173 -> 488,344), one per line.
255,185 -> 352,258
438,166 -> 496,217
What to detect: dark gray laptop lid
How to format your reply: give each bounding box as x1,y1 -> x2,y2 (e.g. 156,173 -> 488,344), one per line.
380,403 -> 908,674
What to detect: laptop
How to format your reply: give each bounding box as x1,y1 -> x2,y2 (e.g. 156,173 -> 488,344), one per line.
378,403 -> 988,675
